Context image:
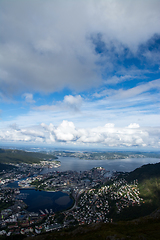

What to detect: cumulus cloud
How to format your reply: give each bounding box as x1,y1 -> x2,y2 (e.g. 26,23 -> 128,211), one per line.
0,0 -> 160,95
127,123 -> 140,128
54,120 -> 78,141
0,121 -> 159,148
63,95 -> 83,112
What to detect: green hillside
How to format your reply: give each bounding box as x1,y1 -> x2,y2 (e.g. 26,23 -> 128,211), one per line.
0,148 -> 57,164
125,162 -> 160,212
115,162 -> 160,220
125,162 -> 160,182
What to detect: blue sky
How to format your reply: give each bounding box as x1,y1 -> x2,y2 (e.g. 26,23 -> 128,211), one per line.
0,0 -> 160,150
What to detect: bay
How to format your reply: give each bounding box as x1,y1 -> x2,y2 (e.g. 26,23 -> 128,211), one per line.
42,157 -> 160,173
7,157 -> 160,214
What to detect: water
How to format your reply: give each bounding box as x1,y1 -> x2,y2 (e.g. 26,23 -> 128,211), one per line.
6,181 -> 19,188
6,178 -> 29,189
41,157 -> 160,173
6,157 -> 160,213
19,189 -> 73,213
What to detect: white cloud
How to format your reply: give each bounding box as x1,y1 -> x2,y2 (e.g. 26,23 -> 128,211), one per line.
54,120 -> 78,141
22,93 -> 35,104
0,121 -> 160,149
105,75 -> 138,85
0,0 -> 160,95
63,95 -> 83,112
94,79 -> 160,99
33,95 -> 83,112
116,79 -> 160,99
127,123 -> 140,128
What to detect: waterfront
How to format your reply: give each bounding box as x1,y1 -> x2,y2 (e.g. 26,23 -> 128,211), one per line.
41,157 -> 160,173
5,157 -> 160,215
1,156 -> 160,236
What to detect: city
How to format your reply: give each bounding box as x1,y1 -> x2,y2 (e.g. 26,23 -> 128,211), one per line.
0,162 -> 143,237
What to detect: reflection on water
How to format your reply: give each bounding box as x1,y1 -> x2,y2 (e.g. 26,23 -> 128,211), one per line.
55,196 -> 70,206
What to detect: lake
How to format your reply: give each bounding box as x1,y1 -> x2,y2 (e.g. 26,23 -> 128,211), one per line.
19,189 -> 73,213
41,157 -> 160,173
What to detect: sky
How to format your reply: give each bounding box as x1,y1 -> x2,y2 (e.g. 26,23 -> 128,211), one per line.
0,0 -> 160,150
